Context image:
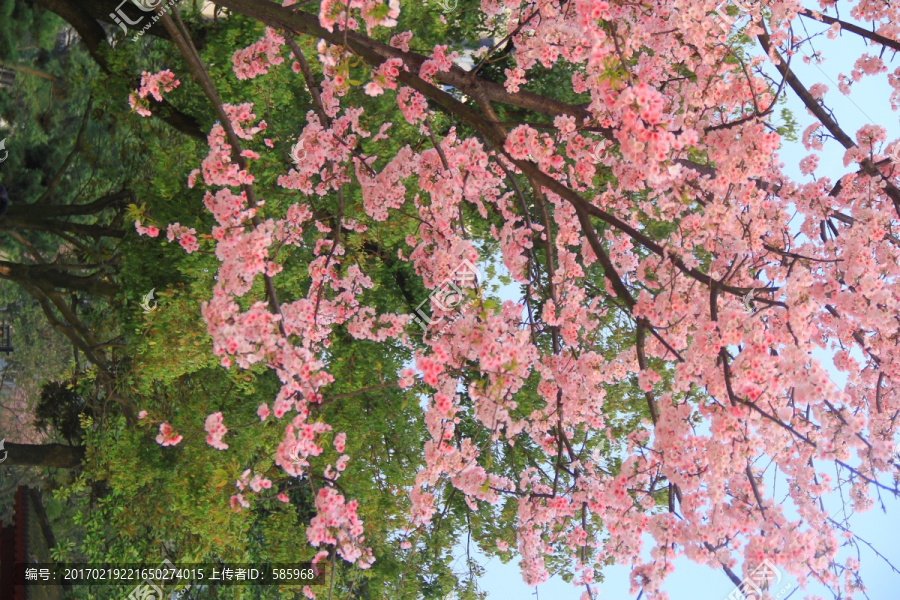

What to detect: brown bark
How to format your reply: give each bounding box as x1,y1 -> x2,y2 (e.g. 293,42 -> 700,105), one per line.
0,61 -> 60,81
33,0 -> 205,140
2,442 -> 84,469
26,488 -> 57,550
6,190 -> 130,219
0,215 -> 124,239
0,261 -> 118,297
79,0 -> 173,41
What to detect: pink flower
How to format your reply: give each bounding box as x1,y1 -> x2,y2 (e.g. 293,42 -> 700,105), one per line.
305,487 -> 373,567
206,436 -> 228,451
258,403 -> 270,421
250,474 -> 273,492
155,422 -> 182,446
129,70 -> 180,118
128,93 -> 151,117
166,223 -> 199,254
230,494 -> 250,511
134,220 -> 160,238
232,28 -> 285,81
204,412 -> 229,450
364,82 -> 383,97
138,410 -> 148,420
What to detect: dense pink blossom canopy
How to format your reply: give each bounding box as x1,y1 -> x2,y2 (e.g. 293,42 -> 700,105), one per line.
135,0 -> 900,597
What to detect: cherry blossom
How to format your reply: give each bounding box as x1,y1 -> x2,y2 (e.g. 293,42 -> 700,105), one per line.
166,223 -> 199,253
134,220 -> 159,238
204,411 -> 229,450
128,70 -> 180,117
155,422 -> 182,447
133,0 -> 900,595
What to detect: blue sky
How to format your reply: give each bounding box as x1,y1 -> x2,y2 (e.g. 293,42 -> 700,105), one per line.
467,12 -> 900,600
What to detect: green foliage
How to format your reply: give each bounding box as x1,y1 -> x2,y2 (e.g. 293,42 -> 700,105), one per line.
34,379 -> 92,444
0,5 -> 663,598
776,105 -> 800,143
0,282 -> 71,389
0,0 -> 62,62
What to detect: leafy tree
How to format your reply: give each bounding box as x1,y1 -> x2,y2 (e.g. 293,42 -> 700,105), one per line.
2,1 -> 900,600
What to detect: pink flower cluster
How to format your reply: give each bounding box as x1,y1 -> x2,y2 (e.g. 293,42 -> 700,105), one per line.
204,412 -> 228,450
306,487 -> 373,568
149,2 -> 900,592
134,220 -> 159,238
318,0 -> 399,34
234,469 -> 273,499
230,469 -> 273,511
274,419 -> 332,477
364,57 -> 404,97
222,103 -> 266,141
396,87 -> 428,124
232,28 -> 285,80
166,223 -> 199,253
128,70 -> 180,117
418,45 -> 457,84
201,123 -> 255,187
230,494 -> 249,511
155,423 -> 182,446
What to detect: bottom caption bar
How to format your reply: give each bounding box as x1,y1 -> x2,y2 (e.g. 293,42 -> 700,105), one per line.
14,561 -> 325,586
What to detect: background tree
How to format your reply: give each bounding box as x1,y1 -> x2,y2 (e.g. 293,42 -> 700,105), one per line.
2,1 -> 900,599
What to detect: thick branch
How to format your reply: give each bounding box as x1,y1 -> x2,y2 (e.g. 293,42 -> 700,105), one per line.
33,0 -> 204,140
0,261 -> 117,296
7,190 -> 131,219
153,5 -> 285,319
2,442 -> 84,468
756,26 -> 900,217
797,9 -> 900,53
1,215 -> 124,240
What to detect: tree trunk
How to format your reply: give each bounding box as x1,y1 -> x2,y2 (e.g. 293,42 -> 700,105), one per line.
0,261 -> 118,297
33,0 -> 205,141
2,442 -> 84,468
0,60 -> 60,81
0,215 -> 124,239
6,190 -> 130,219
